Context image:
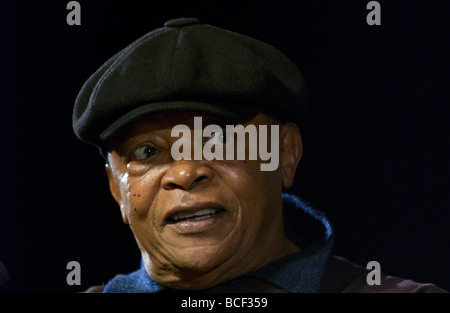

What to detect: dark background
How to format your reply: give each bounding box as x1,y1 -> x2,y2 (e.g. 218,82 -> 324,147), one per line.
0,0 -> 448,292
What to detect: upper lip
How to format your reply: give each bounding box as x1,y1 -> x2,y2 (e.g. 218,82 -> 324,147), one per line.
164,201 -> 225,223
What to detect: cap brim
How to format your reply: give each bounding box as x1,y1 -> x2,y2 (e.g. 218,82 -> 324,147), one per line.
99,101 -> 259,141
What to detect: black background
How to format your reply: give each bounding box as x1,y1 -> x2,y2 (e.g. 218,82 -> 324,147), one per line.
0,0 -> 448,293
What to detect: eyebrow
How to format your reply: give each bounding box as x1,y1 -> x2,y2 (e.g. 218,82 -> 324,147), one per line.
200,116 -> 228,126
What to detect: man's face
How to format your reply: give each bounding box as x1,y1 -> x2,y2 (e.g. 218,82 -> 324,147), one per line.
106,112 -> 302,289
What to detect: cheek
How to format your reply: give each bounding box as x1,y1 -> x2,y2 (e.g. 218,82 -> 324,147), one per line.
120,169 -> 163,223
217,160 -> 282,214
226,160 -> 280,193
219,160 -> 261,184
214,161 -> 283,254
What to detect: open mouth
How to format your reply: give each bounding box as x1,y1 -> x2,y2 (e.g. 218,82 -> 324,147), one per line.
166,208 -> 224,224
163,202 -> 228,234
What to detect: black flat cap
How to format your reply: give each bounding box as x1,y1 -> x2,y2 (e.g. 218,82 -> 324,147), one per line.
73,17 -> 308,150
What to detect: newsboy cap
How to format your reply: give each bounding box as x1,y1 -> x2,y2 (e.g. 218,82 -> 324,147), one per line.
73,17 -> 308,150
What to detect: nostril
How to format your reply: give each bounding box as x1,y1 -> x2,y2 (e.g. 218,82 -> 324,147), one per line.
164,175 -> 208,190
161,162 -> 215,190
193,175 -> 208,184
165,182 -> 181,190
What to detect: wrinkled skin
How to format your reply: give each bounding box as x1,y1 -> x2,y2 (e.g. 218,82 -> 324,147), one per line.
105,112 -> 303,290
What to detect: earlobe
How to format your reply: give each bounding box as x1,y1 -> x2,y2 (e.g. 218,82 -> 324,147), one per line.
279,123 -> 303,189
105,164 -> 129,224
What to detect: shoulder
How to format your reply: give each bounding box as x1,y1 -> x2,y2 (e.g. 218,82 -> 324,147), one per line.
83,284 -> 106,293
319,255 -> 448,293
82,273 -> 128,293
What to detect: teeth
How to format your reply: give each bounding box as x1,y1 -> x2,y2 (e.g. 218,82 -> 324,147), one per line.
171,208 -> 221,222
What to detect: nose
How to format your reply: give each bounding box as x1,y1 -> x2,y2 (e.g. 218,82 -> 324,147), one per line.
161,161 -> 214,191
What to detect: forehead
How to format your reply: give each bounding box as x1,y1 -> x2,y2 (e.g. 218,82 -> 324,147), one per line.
131,112 -> 227,133
109,111 -> 271,143
110,112 -> 224,143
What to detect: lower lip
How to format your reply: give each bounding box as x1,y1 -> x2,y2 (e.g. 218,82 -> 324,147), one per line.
167,211 -> 225,234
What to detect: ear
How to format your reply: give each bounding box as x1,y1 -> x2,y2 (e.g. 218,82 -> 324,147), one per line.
105,163 -> 129,224
279,122 -> 303,189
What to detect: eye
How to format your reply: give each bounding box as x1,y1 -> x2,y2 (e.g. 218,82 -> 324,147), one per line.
205,129 -> 232,145
132,144 -> 159,161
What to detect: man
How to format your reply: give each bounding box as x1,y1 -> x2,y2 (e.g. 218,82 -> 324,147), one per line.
73,18 -> 446,293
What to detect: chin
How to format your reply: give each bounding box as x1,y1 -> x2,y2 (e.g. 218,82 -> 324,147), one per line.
175,246 -> 228,273
151,251 -> 230,290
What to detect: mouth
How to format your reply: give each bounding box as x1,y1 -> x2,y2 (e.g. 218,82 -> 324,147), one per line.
164,202 -> 226,233
166,208 -> 224,223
